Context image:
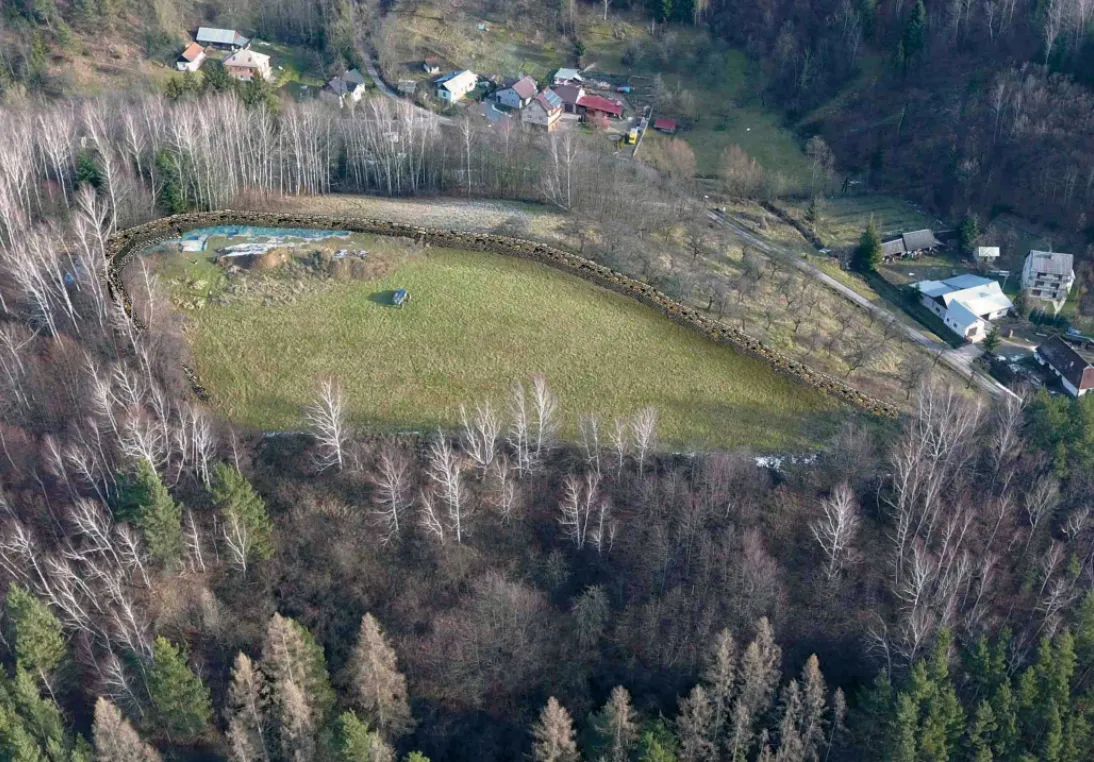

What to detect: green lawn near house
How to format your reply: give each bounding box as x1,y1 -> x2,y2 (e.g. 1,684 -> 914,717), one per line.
176,245 -> 843,450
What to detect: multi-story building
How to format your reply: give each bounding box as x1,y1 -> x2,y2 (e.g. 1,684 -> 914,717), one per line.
1022,250 -> 1075,312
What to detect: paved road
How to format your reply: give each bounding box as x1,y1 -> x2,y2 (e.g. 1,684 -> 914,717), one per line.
363,56 -> 455,126
706,209 -> 1017,401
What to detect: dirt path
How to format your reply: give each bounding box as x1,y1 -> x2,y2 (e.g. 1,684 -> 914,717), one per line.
706,209 -> 1017,401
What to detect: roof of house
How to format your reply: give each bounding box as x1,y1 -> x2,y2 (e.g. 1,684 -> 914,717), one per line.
915,275 -> 1013,318
1037,335 -> 1094,391
553,67 -> 584,82
1027,250 -> 1074,276
577,94 -> 623,116
424,56 -> 441,65
554,84 -> 584,105
196,27 -> 248,46
507,75 -> 537,100
180,42 -> 204,62
535,89 -> 563,111
902,229 -> 940,251
976,246 -> 1001,258
327,77 -> 349,95
343,68 -> 366,85
436,70 -> 478,92
224,49 -> 270,69
654,117 -> 678,131
881,238 -> 906,257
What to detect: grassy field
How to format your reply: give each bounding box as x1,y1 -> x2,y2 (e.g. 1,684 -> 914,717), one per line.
175,245 -> 842,450
780,195 -> 944,249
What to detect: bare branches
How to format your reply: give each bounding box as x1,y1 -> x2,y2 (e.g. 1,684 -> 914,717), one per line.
427,433 -> 468,543
810,484 -> 860,580
460,403 -> 499,474
372,445 -> 411,545
631,407 -> 658,476
306,378 -> 349,472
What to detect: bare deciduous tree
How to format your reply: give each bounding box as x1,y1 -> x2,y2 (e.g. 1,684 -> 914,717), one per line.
306,378 -> 349,472
372,445 -> 411,544
810,483 -> 860,580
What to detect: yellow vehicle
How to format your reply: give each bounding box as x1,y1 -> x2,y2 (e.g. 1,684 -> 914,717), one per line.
624,127 -> 639,145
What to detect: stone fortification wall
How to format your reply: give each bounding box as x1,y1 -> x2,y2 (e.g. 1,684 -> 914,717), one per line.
107,211 -> 900,418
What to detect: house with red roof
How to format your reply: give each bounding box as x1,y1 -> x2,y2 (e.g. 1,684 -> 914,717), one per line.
577,94 -> 623,119
176,42 -> 206,73
653,117 -> 678,134
495,75 -> 538,110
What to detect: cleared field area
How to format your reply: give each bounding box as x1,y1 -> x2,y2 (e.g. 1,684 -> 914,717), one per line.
781,195 -> 944,249
171,243 -> 842,450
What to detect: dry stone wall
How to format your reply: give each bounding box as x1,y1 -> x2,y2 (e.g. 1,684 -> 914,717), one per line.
107,210 -> 900,419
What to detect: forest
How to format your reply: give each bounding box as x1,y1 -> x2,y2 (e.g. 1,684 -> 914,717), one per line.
0,0 -> 1093,760
0,83 -> 1091,762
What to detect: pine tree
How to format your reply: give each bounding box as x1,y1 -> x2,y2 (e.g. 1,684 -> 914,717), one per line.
702,628 -> 736,749
590,686 -> 638,762
775,680 -> 805,762
349,614 -> 413,740
225,652 -> 270,762
728,618 -> 781,758
5,584 -> 66,682
532,697 -> 579,762
902,0 -> 927,60
852,221 -> 882,273
967,700 -> 997,762
211,463 -> 274,564
676,685 -> 715,762
117,462 -> 182,567
146,637 -> 211,741
92,698 -> 161,762
805,197 -> 821,232
799,655 -> 828,759
636,719 -> 678,762
261,613 -> 335,759
959,213 -> 981,256
334,711 -> 394,762
983,327 -> 1000,353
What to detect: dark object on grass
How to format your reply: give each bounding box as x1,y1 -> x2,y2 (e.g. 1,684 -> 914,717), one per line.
393,289 -> 410,307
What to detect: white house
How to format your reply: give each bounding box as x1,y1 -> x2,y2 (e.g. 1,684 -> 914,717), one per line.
434,70 -> 478,102
176,42 -> 206,72
552,67 -> 584,86
495,75 -> 537,110
223,49 -> 272,82
325,69 -> 367,104
1022,250 -> 1075,312
1036,336 -> 1094,397
913,274 -> 1013,343
975,246 -> 1000,261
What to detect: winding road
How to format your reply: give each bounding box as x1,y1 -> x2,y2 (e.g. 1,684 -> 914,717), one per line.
363,56 -> 455,126
706,209 -> 1017,400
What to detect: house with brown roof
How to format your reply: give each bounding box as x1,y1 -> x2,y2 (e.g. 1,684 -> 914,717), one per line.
1036,335 -> 1094,397
495,75 -> 538,110
177,42 -> 206,73
522,89 -> 563,130
553,83 -> 585,114
223,49 -> 273,82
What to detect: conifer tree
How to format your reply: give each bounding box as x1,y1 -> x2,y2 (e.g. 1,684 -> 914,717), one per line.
590,686 -> 638,762
225,652 -> 270,762
146,637 -> 211,741
349,614 -> 413,740
852,220 -> 882,273
92,698 -> 161,762
532,697 -> 579,762
5,584 -> 66,684
676,684 -> 715,762
702,628 -> 736,749
118,461 -> 182,566
211,463 -> 274,565
334,711 -> 394,762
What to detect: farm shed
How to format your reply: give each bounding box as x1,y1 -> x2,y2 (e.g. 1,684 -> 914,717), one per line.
653,118 -> 678,134
177,42 -> 206,72
577,94 -> 623,119
196,27 -> 249,48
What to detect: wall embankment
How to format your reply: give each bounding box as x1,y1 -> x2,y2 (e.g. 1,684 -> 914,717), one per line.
106,210 -> 900,419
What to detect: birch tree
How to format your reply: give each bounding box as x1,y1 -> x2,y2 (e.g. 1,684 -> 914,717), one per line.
306,378 -> 349,472
371,445 -> 411,544
810,483 -> 860,580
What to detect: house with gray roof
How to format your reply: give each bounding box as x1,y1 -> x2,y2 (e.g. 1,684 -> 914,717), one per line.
881,229 -> 941,259
914,274 -> 1013,342
1036,335 -> 1094,397
435,70 -> 478,102
196,27 -> 249,48
1022,250 -> 1075,313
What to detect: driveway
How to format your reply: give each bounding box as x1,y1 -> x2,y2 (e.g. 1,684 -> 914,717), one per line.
706,209 -> 1017,401
363,56 -> 455,126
